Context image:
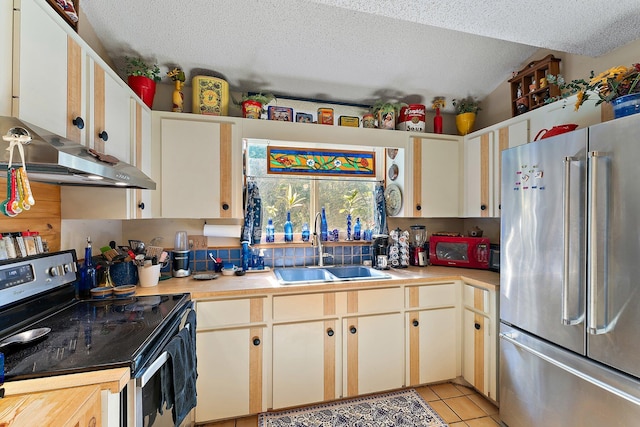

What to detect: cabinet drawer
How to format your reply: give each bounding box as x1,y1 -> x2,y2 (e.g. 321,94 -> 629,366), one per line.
351,287 -> 403,313
463,284 -> 490,314
197,297 -> 264,328
406,282 -> 457,308
273,293 -> 334,321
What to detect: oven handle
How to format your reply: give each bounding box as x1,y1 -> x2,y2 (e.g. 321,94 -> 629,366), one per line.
136,323 -> 190,388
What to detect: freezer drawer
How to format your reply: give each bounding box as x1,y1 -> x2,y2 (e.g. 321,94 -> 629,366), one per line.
499,323 -> 640,427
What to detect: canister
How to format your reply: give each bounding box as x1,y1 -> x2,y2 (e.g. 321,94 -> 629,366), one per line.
296,112 -> 313,123
362,113 -> 375,128
192,76 -> 229,116
317,108 -> 334,125
397,104 -> 426,132
268,106 -> 294,121
339,116 -> 359,127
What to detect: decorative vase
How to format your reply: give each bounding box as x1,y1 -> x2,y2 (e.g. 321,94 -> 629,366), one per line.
433,108 -> 443,133
172,80 -> 184,113
362,113 -> 375,128
456,112 -> 476,135
377,109 -> 396,130
612,93 -> 640,119
242,100 -> 263,119
128,75 -> 156,108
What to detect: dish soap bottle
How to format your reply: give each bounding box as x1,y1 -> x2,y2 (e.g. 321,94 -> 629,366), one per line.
284,211 -> 293,242
320,207 -> 328,242
266,218 -> 275,243
78,237 -> 97,299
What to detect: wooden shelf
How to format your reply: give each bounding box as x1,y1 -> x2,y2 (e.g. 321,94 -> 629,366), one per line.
508,54 -> 561,117
45,0 -> 79,32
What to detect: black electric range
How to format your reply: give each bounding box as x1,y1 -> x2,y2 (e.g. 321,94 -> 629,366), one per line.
0,250 -> 191,382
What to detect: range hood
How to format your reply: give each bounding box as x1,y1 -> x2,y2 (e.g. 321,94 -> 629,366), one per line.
0,116 -> 156,190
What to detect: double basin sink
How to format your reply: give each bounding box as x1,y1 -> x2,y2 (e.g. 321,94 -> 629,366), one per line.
274,265 -> 391,285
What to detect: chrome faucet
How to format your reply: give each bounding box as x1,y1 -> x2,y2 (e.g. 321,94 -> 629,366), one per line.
313,211 -> 333,266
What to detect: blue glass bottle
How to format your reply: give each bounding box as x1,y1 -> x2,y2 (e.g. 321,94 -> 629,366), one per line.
354,217 -> 362,240
266,218 -> 275,243
241,241 -> 250,271
78,237 -> 97,299
301,222 -> 310,242
284,211 -> 293,242
346,214 -> 352,240
320,207 -> 328,242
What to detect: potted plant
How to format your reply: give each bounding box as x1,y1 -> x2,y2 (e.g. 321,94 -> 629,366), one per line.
371,101 -> 406,130
547,62 -> 640,119
452,96 -> 481,135
235,93 -> 275,119
125,57 -> 161,108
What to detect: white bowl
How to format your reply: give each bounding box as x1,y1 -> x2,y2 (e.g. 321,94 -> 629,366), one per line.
221,267 -> 236,276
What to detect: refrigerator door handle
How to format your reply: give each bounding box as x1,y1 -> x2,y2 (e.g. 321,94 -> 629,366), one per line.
588,151 -> 609,335
562,156 -> 582,325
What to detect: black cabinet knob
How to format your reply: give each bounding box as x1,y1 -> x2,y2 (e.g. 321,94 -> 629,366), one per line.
138,202 -> 145,210
98,131 -> 109,141
252,337 -> 261,346
412,319 -> 419,327
72,116 -> 84,129
474,322 -> 481,330
327,328 -> 334,337
480,204 -> 487,211
349,326 -> 357,334
499,204 -> 501,210
416,204 -> 422,211
222,203 -> 230,211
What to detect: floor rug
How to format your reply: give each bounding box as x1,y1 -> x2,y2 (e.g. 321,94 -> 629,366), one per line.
258,389 -> 449,427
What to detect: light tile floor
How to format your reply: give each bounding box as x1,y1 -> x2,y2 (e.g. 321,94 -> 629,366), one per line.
201,382 -> 500,426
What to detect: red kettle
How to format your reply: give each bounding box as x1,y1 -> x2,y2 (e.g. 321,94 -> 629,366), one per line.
534,124 -> 579,140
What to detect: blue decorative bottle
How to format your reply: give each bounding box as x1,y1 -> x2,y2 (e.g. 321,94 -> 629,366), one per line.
266,218 -> 275,243
78,237 -> 97,299
346,214 -> 352,240
284,211 -> 293,242
320,207 -> 328,242
301,222 -> 310,242
354,217 -> 362,240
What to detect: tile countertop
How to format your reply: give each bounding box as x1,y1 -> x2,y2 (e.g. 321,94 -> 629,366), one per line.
134,266 -> 499,299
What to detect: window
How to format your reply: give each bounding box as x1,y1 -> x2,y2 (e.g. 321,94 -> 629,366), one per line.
245,140 -> 381,241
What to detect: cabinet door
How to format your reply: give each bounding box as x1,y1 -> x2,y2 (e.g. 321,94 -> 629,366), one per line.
272,319 -> 339,409
195,327 -> 265,422
160,117 -> 239,218
407,307 -> 458,385
411,136 -> 461,217
463,131 -> 494,217
130,101 -> 152,218
1,1 -> 12,116
14,0 -> 68,135
343,312 -> 404,397
463,308 -> 491,397
493,119 -> 528,216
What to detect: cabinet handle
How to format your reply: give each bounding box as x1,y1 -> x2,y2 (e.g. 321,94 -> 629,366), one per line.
412,319 -> 419,327
416,204 -> 422,211
252,337 -> 261,346
499,204 -> 501,210
480,204 -> 487,211
474,322 -> 481,330
138,202 -> 145,210
98,131 -> 109,141
349,326 -> 357,334
222,203 -> 230,211
327,328 -> 334,337
72,116 -> 84,130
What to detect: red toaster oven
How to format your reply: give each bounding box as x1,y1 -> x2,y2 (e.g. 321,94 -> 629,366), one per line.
429,235 -> 491,269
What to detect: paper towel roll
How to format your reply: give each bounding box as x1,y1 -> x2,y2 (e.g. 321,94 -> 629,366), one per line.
203,224 -> 242,238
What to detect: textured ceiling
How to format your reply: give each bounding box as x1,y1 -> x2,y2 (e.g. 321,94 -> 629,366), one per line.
80,0 -> 640,111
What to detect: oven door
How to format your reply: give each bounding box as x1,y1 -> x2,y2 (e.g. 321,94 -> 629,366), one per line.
126,303 -> 195,427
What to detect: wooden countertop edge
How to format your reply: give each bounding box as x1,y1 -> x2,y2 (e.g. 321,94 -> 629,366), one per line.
135,266 -> 499,299
3,367 -> 130,396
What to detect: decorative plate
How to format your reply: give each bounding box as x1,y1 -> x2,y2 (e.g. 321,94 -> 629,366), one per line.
388,163 -> 399,181
384,184 -> 402,216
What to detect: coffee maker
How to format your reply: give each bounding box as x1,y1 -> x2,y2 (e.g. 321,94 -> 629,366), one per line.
372,234 -> 389,270
172,231 -> 191,277
409,225 -> 427,267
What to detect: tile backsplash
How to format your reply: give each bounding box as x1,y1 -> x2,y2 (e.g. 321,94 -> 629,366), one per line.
163,245 -> 372,273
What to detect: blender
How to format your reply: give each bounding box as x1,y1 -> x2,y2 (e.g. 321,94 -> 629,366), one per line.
172,231 -> 191,277
409,225 -> 427,266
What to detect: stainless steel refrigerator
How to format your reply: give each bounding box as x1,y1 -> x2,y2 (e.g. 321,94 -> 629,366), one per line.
500,113 -> 640,426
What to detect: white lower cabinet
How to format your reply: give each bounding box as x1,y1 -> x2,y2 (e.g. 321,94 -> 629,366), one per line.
343,312 -> 404,397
